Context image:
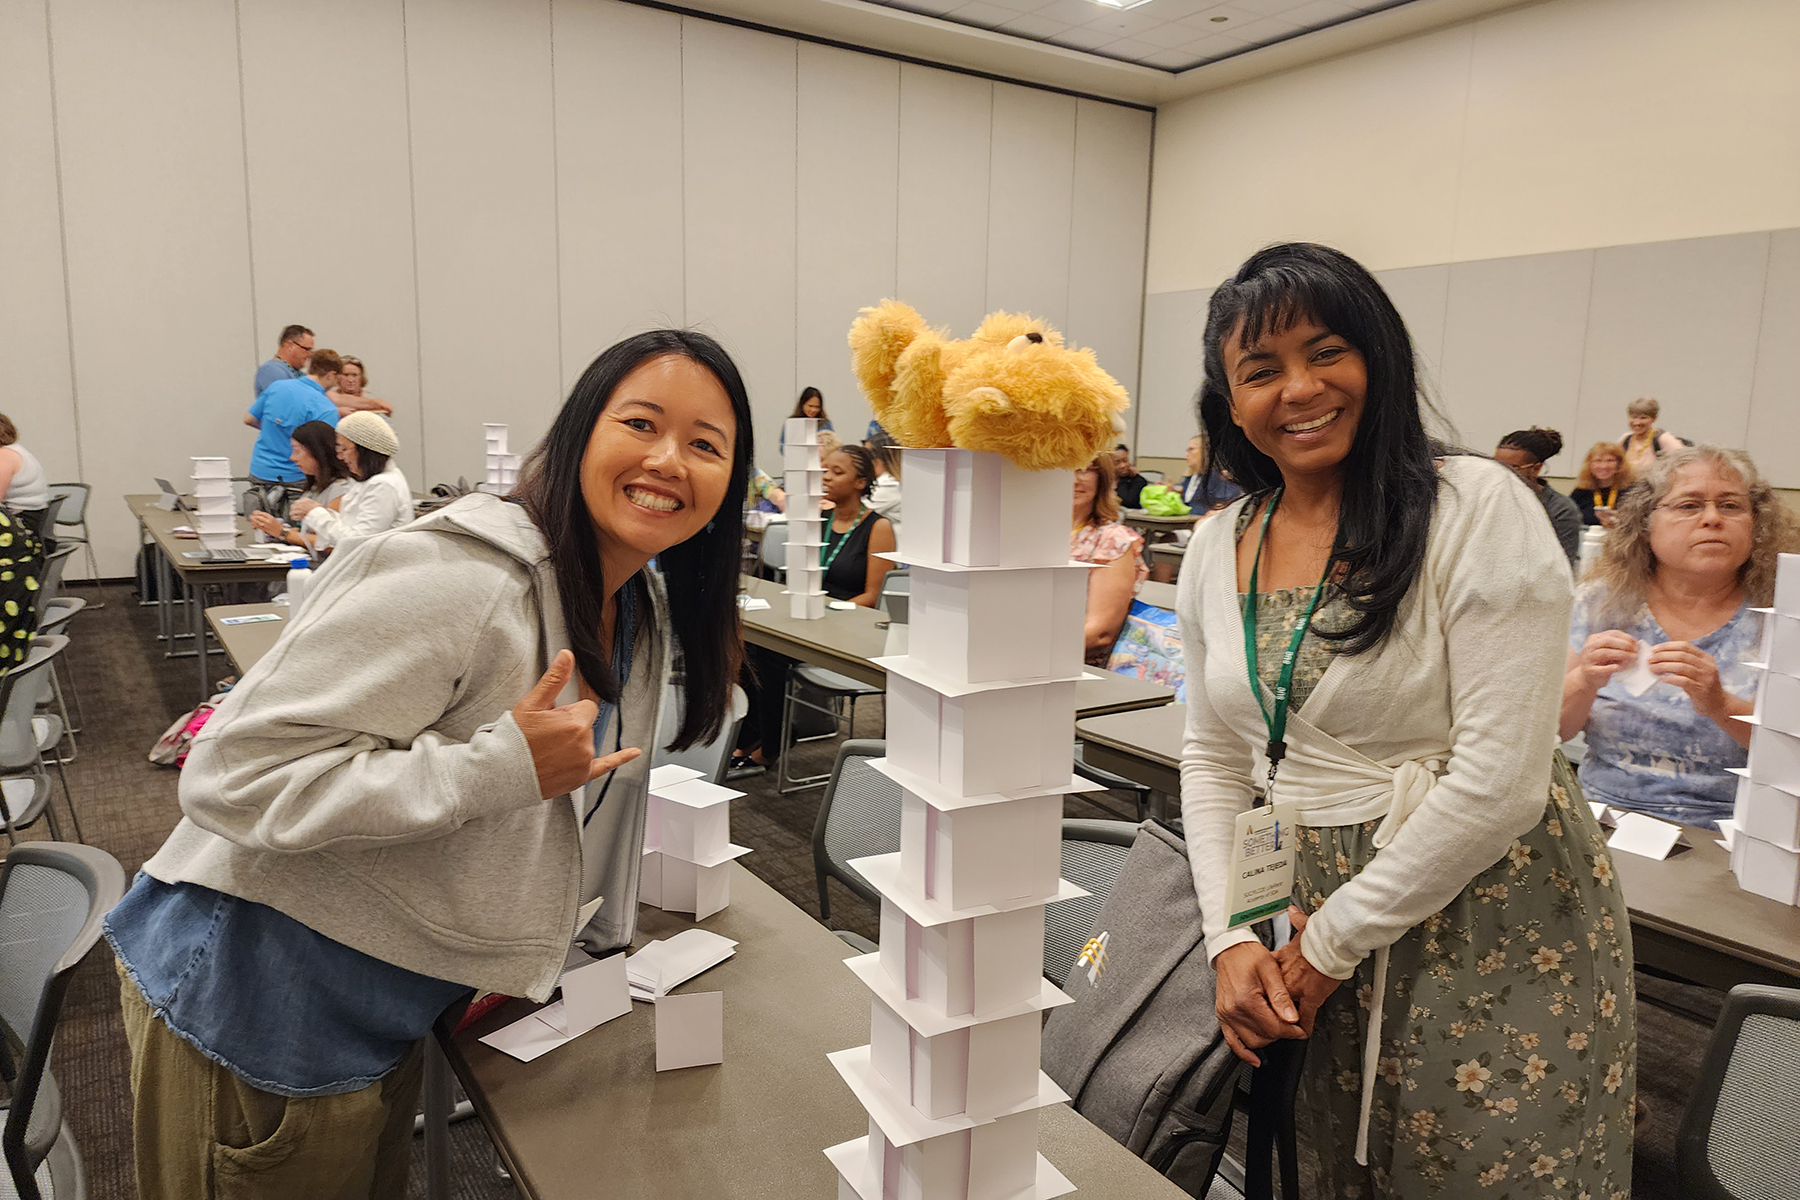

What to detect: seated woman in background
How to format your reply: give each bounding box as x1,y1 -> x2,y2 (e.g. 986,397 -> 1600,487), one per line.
0,411 -> 53,537
730,445 -> 894,777
777,386 -> 833,453
292,412 -> 413,553
248,420 -> 355,548
1561,445 -> 1793,829
328,355 -> 395,417
747,466 -> 787,513
1494,426 -> 1582,571
1071,452 -> 1146,665
1177,432 -> 1242,514
1569,441 -> 1634,527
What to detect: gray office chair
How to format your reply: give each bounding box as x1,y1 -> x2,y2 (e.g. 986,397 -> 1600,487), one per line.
1,840 -> 124,1200
653,684 -> 749,784
1073,746 -> 1155,822
877,570 -> 909,619
1677,983 -> 1800,1199
812,739 -> 902,922
33,600 -> 82,765
758,523 -> 788,581
1043,819 -> 1139,990
0,637 -> 78,846
44,485 -> 100,608
777,665 -> 882,794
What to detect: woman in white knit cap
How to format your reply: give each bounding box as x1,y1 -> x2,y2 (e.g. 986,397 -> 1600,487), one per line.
291,411 -> 412,551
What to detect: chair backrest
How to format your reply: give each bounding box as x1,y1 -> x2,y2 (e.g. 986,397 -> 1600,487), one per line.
0,636 -> 66,771
0,841 -> 126,1188
812,738 -> 903,910
652,683 -> 749,784
33,544 -> 78,616
45,484 -> 88,527
1044,818 -> 1140,989
759,523 -> 788,578
1678,983 -> 1800,1199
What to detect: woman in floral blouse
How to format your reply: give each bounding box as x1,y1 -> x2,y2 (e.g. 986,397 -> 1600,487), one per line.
1071,452 -> 1147,665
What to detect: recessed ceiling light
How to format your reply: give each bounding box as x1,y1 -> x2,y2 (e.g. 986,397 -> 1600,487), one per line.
1210,14 -> 1229,20
1089,0 -> 1156,10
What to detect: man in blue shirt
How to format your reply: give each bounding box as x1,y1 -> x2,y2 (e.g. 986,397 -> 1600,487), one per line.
254,323 -> 313,398
246,348 -> 342,493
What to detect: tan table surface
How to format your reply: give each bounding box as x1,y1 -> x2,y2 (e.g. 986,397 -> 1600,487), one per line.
443,866 -> 1189,1200
204,602 -> 288,675
737,575 -> 1175,718
125,493 -> 293,585
1074,704 -> 1800,990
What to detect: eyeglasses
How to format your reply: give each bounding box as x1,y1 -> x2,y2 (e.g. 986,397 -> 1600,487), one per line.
1655,495 -> 1752,521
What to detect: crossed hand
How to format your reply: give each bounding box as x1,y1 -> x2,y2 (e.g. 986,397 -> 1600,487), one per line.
1212,906 -> 1344,1066
513,650 -> 641,799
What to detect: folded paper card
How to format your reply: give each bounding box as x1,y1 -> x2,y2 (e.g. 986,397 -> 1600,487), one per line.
1614,641 -> 1659,697
625,929 -> 737,999
655,991 -> 724,1071
1733,772 -> 1800,851
555,952 -> 631,1036
1606,811 -> 1688,860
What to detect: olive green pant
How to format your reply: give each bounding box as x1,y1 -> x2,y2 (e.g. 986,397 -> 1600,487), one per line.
118,964 -> 424,1200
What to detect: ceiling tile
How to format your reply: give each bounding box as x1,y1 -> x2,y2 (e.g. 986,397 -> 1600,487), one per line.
974,0 -> 1052,11
1141,47 -> 1204,69
1276,0 -> 1362,27
1078,7 -> 1169,36
1098,35 -> 1163,58
945,0 -> 1028,28
1045,24 -> 1120,50
996,10 -> 1071,37
1225,0 -> 1324,15
1133,20 -> 1211,48
1030,0 -> 1110,24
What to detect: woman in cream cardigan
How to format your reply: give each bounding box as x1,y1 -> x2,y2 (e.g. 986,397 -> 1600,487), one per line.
1178,244 -> 1633,1198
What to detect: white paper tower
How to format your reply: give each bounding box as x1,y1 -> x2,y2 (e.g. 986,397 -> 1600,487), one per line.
481,423 -> 521,495
785,417 -> 828,620
191,457 -> 236,550
1731,552 -> 1800,904
641,764 -> 752,921
824,449 -> 1092,1200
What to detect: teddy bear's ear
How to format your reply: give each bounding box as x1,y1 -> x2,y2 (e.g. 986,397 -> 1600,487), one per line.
972,311 -> 1062,348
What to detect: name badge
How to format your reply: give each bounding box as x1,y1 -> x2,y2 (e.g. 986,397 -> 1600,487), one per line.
1224,802 -> 1298,930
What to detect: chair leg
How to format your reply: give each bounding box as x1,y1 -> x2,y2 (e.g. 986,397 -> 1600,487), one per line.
57,653 -> 84,736
49,755 -> 83,844
80,535 -> 105,607
423,1039 -> 452,1200
49,668 -> 79,762
775,672 -> 799,795
817,870 -> 832,921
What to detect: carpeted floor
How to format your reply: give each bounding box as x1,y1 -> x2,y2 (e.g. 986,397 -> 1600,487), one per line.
19,580 -> 1713,1198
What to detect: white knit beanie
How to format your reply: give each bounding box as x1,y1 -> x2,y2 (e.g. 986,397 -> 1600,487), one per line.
338,411 -> 399,458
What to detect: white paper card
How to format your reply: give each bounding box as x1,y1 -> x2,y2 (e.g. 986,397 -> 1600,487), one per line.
479,1008 -> 571,1062
1606,811 -> 1687,860
559,953 -> 631,1036
1615,641 -> 1659,697
655,991 -> 724,1071
625,928 -> 737,998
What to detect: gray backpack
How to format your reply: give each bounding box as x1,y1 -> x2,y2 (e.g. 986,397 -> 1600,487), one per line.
1043,819 -> 1247,1194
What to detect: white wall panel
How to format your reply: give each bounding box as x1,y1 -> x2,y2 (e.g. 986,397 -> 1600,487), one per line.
405,0 -> 560,485
239,0 -> 423,485
554,0 -> 684,390
1438,249 -> 1593,456
1067,99 -> 1152,416
49,0 -> 256,574
0,0 -> 80,518
682,19 -> 798,469
896,64 -> 991,340
1745,229 -> 1800,488
985,83 -> 1076,330
1373,265 -> 1450,403
796,43 -> 899,456
1136,289 -> 1210,456
1573,233 -> 1768,460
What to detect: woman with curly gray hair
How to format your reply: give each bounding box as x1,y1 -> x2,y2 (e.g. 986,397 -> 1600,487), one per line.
1560,445 -> 1797,828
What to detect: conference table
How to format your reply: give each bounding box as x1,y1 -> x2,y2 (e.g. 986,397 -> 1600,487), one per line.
1073,704 -> 1800,992
439,867 -> 1188,1200
125,494 -> 294,701
205,602 -> 288,675
737,574 -> 1176,718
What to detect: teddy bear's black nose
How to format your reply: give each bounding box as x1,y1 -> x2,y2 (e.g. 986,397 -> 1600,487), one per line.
1025,332 -> 1044,344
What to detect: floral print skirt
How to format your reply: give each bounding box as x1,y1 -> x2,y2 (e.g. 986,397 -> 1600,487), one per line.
1292,753 -> 1636,1199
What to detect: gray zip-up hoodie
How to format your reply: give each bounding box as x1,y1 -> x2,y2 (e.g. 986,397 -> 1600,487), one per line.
145,493 -> 669,1002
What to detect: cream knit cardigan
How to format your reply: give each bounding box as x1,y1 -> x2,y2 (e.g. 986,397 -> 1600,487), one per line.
1176,454 -> 1573,979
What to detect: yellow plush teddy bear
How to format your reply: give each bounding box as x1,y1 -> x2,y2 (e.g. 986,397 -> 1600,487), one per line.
847,300 -> 1130,472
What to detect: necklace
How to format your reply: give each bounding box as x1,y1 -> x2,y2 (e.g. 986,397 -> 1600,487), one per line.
821,501 -> 865,572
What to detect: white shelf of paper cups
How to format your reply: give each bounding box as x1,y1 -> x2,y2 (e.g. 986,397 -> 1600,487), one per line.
640,764 -> 751,922
824,449 -> 1093,1200
1730,554 -> 1800,904
190,457 -> 238,549
785,418 -> 827,620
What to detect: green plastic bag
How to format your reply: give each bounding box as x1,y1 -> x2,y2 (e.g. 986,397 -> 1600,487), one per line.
1137,484 -> 1191,517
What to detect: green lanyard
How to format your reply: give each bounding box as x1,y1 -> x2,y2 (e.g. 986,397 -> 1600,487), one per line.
1241,488 -> 1333,801
820,505 -> 864,573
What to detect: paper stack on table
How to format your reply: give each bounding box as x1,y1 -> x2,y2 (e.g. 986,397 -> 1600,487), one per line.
1729,552 -> 1800,904
627,929 -> 738,1001
783,417 -> 827,620
478,952 -> 632,1063
825,449 -> 1090,1200
191,457 -> 237,550
640,764 -> 751,921
479,423 -> 521,495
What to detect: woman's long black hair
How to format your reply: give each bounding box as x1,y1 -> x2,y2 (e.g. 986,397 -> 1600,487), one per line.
512,330 -> 752,750
292,420 -> 350,491
1198,242 -> 1446,656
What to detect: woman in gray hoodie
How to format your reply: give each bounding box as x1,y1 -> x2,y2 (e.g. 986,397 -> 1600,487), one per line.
106,331 -> 755,1200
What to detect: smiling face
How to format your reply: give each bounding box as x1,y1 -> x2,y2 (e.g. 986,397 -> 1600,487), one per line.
1648,462 -> 1754,581
1072,463 -> 1099,519
338,362 -> 364,395
822,449 -> 867,508
1628,412 -> 1654,437
802,395 -> 823,419
1591,451 -> 1621,485
580,354 -> 735,562
1221,316 -> 1367,484
289,439 -> 318,478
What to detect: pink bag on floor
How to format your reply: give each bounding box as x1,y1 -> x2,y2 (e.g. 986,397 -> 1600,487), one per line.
148,700 -> 221,768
